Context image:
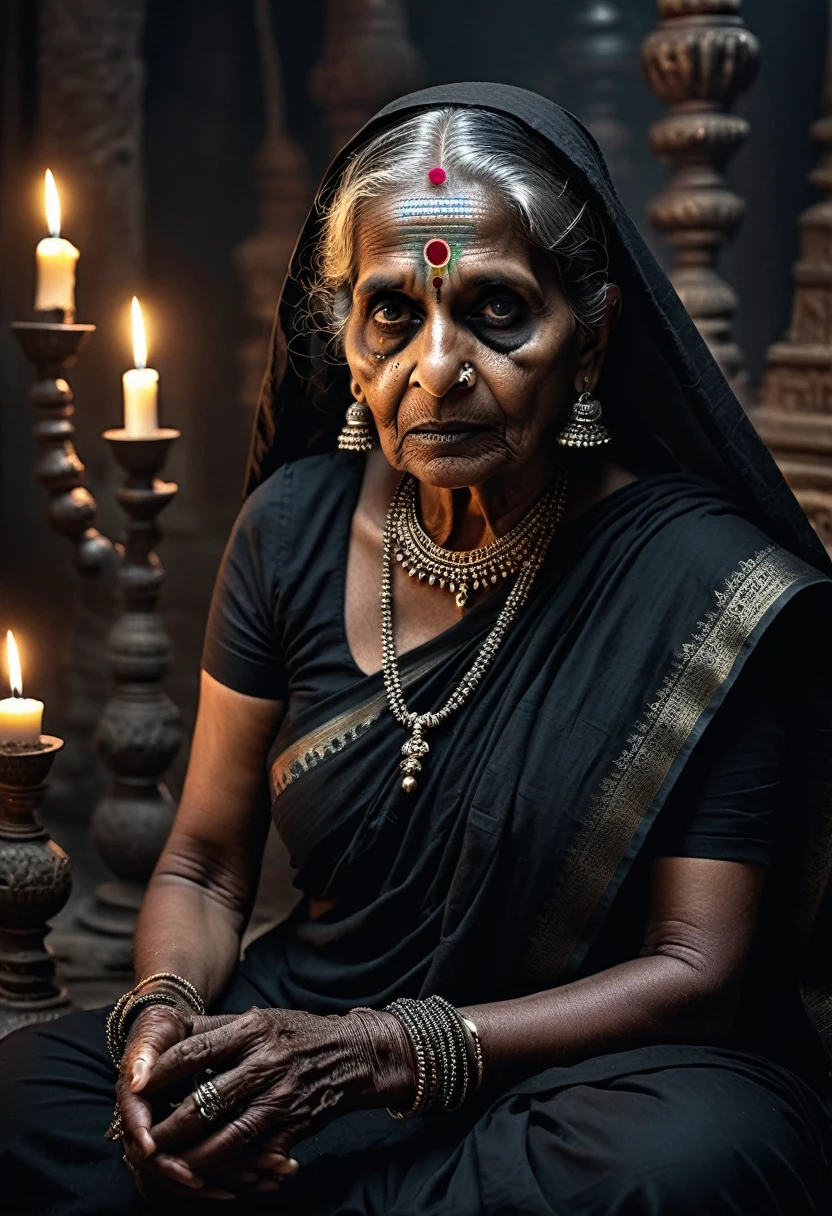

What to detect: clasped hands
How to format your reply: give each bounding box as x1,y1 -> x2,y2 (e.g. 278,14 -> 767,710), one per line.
117,1003 -> 414,1200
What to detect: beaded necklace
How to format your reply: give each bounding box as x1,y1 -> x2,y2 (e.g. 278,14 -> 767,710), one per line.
381,470 -> 569,793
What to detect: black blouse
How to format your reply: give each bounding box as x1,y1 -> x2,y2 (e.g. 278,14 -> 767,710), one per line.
203,452 -> 800,872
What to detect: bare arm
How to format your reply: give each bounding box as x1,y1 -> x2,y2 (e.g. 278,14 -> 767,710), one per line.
133,670 -> 283,1000
461,856 -> 764,1076
119,670 -> 283,1191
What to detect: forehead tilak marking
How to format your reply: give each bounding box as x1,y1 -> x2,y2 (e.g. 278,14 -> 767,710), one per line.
392,195 -> 481,262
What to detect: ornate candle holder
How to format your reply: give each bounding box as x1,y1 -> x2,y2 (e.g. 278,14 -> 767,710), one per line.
74,429 -> 183,974
0,736 -> 72,1037
11,303 -> 186,983
10,318 -> 114,575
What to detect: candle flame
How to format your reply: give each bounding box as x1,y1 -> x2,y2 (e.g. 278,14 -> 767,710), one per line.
131,296 -> 148,370
6,631 -> 23,697
44,169 -> 61,237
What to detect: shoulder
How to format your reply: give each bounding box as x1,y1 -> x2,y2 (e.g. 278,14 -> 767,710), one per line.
592,470 -> 831,606
242,451 -> 359,515
623,471 -> 812,564
237,451 -> 363,536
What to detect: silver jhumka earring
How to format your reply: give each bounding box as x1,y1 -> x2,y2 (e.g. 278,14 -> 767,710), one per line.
338,402 -> 375,452
556,380 -> 611,449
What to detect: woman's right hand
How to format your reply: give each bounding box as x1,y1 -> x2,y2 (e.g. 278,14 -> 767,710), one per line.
119,1006 -> 292,1200
117,1003 -> 209,1195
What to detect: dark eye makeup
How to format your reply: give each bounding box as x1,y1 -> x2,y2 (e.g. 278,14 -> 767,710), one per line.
371,296 -> 421,332
365,284 -> 532,353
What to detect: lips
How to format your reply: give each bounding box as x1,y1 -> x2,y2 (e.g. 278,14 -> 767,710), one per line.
406,423 -> 488,446
408,421 -> 487,437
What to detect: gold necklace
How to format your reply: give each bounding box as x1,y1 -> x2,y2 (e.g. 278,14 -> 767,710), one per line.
382,470 -> 569,793
393,474 -> 557,608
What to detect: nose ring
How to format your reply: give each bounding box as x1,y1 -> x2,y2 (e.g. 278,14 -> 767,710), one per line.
458,362 -> 476,389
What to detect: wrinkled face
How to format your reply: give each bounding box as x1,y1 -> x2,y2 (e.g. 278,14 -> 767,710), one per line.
343,181 -> 603,488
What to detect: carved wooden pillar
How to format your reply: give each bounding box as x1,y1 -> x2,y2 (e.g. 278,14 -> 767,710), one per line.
641,0 -> 760,398
755,13 -> 832,548
310,0 -> 424,156
234,0 -> 312,415
558,1 -> 636,184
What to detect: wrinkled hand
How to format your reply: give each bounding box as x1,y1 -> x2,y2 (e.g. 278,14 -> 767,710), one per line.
143,1006 -> 415,1175
117,1003 -> 222,1197
121,1006 -> 282,1199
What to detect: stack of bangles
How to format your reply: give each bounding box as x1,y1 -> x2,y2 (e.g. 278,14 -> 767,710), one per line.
380,995 -> 484,1117
104,972 -> 205,1142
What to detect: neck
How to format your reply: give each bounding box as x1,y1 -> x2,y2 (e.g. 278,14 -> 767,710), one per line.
417,443 -> 562,550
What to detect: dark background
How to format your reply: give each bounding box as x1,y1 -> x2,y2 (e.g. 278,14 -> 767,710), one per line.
0,0 -> 828,804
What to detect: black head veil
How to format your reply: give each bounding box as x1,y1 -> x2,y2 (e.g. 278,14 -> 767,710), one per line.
246,81 -> 830,575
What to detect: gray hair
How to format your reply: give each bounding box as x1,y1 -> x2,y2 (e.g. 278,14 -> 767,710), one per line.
309,106 -> 609,351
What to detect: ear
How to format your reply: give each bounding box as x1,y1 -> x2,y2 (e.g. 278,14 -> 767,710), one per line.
350,376 -> 366,404
573,285 -> 622,395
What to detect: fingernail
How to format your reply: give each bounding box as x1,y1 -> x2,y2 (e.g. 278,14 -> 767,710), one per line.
171,1161 -> 201,1188
130,1062 -> 146,1091
274,1156 -> 299,1175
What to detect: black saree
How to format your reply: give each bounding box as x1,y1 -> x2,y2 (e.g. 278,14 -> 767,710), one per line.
247,470 -> 832,1035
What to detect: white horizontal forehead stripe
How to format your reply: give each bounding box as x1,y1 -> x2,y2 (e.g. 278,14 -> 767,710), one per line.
394,196 -> 476,218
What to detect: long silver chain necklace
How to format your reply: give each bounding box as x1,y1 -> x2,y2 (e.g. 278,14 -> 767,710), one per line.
393,474 -> 555,609
381,470 -> 569,793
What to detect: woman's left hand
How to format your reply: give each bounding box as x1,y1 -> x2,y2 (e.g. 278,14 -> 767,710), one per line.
142,1006 -> 414,1173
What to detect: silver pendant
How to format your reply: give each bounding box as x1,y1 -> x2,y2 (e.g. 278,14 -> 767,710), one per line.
400,730 -> 429,793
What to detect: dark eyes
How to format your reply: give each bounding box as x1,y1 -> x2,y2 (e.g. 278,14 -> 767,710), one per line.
471,296 -> 522,325
372,300 -> 415,329
370,293 -> 524,332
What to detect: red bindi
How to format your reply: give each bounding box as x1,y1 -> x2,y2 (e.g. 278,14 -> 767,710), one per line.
428,167 -> 447,185
424,239 -> 451,268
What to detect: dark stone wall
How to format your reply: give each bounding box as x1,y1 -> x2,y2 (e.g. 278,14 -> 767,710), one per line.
0,0 -> 828,808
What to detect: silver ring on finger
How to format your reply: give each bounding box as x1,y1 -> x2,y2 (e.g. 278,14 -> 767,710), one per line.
192,1079 -> 229,1123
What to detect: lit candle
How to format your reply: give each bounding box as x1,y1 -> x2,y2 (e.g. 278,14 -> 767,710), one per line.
0,632 -> 44,746
122,296 -> 160,436
35,169 -> 79,314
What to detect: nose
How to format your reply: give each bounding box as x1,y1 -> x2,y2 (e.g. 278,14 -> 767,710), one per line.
409,309 -> 464,399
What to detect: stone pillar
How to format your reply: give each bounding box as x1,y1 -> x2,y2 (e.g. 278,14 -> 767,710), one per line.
755,9 -> 832,549
641,0 -> 760,399
234,0 -> 312,416
310,0 -> 425,157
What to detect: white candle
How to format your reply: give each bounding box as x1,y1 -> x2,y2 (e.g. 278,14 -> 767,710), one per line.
123,296 -> 159,435
35,170 -> 79,313
0,632 -> 43,746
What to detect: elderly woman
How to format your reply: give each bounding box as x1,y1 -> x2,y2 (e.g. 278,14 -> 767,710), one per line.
3,83 -> 832,1216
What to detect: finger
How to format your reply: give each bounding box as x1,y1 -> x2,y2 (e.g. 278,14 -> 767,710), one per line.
144,1019 -> 245,1095
136,1170 -> 236,1202
150,1065 -> 252,1151
140,1152 -> 205,1191
248,1152 -> 300,1176
179,1106 -> 282,1171
213,1167 -> 261,1185
123,1004 -> 192,1094
117,1087 -> 157,1162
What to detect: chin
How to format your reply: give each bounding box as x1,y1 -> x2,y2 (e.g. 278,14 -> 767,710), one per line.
404,446 -> 508,489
